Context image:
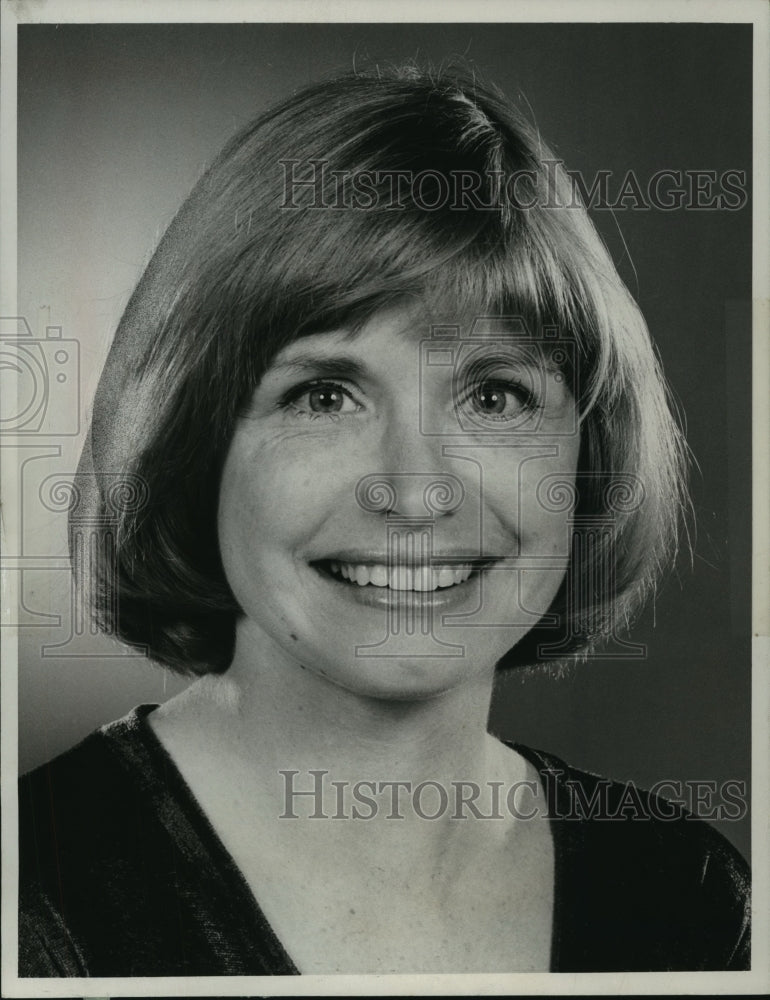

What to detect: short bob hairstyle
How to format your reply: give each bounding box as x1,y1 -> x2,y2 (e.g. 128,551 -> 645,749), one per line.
73,65 -> 689,676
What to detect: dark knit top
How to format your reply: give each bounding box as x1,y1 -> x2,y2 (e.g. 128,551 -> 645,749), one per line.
19,705 -> 750,975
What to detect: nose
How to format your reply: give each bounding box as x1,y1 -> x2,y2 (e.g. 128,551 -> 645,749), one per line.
356,406 -> 465,520
355,470 -> 465,520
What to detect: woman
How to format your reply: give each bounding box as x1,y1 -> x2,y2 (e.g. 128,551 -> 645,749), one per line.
19,66 -> 750,975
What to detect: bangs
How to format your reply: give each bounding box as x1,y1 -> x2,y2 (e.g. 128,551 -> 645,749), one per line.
244,182 -> 598,411
195,71 -> 608,407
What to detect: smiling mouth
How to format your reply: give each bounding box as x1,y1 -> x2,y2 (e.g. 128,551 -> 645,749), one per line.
313,559 -> 494,593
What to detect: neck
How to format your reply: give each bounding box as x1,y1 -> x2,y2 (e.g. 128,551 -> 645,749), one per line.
195,631 -> 499,785
151,626 -> 540,886
153,621 -> 529,838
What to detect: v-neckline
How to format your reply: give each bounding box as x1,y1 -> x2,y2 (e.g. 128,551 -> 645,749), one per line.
104,703 -> 576,974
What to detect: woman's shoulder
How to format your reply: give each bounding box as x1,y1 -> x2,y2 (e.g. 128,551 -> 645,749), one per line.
19,704 -> 292,977
20,704 -> 158,833
18,705 -> 185,976
19,705 -> 165,858
513,742 -> 751,971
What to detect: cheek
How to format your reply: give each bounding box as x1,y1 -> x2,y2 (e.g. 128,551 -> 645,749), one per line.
217,432 -> 362,568
217,439 -> 294,570
484,451 -> 578,623
216,442 -> 321,637
485,442 -> 579,551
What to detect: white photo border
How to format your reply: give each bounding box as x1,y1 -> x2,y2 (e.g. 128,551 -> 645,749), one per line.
1,1 -> 768,996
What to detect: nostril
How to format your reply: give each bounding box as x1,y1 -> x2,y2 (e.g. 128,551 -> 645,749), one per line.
355,476 -> 399,514
422,477 -> 465,515
355,473 -> 464,518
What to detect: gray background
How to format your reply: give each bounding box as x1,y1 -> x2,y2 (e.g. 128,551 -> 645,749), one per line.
16,22 -> 752,855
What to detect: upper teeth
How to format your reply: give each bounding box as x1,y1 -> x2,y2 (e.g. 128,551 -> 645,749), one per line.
329,562 -> 474,591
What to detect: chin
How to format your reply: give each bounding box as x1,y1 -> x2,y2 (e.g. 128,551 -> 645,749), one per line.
302,638 -> 507,704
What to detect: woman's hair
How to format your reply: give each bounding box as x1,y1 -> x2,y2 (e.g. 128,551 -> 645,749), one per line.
73,64 -> 689,675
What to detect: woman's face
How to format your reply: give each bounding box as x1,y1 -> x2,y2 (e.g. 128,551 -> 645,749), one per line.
218,303 -> 580,700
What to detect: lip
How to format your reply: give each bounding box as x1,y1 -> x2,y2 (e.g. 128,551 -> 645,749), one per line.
310,558 -> 496,611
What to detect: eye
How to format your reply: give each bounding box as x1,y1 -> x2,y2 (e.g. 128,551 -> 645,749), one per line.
471,383 -> 510,415
282,380 -> 362,419
459,378 -> 540,424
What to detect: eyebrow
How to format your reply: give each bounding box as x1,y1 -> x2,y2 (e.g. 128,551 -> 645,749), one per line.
265,355 -> 370,382
266,343 -> 569,382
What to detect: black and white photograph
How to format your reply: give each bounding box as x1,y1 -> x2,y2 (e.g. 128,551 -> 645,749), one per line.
1,1 -> 768,995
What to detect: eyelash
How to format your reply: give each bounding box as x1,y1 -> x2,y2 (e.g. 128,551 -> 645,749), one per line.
278,376 -> 544,424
